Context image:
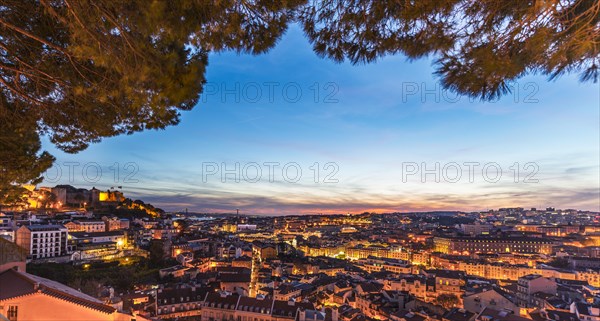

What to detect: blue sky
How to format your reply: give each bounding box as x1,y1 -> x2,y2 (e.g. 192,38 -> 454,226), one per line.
42,25 -> 600,215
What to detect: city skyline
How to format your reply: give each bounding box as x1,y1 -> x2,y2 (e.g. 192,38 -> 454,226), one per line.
40,25 -> 600,215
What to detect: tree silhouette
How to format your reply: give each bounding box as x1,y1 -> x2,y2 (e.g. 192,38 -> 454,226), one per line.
1,0 -> 598,199
39,190 -> 57,208
0,101 -> 54,205
0,0 -> 301,203
299,0 -> 599,99
74,193 -> 85,208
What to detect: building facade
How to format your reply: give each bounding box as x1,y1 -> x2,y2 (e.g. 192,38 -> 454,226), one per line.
434,237 -> 555,255
16,225 -> 68,259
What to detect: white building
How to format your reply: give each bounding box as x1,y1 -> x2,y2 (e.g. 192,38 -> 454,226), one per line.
16,225 -> 68,259
237,224 -> 257,231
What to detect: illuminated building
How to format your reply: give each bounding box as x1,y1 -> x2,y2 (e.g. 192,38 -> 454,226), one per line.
252,242 -> 277,260
15,225 -> 68,259
355,256 -> 413,274
433,236 -> 555,255
423,269 -> 465,300
0,213 -> 14,242
382,275 -> 428,300
96,190 -> 124,204
64,220 -> 106,233
199,292 -> 315,321
515,224 -> 581,236
102,216 -> 122,231
68,231 -> 128,261
536,225 -> 580,236
460,223 -> 492,235
69,231 -> 127,246
237,224 -> 257,231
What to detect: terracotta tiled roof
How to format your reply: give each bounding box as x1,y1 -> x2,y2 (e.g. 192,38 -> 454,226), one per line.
0,269 -> 116,314
40,287 -> 116,314
0,269 -> 35,300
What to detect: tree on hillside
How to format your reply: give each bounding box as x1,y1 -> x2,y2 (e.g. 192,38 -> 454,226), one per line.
73,193 -> 85,208
436,293 -> 460,309
39,190 -> 57,208
148,240 -> 166,268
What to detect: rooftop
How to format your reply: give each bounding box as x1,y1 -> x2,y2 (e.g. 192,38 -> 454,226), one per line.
0,269 -> 115,314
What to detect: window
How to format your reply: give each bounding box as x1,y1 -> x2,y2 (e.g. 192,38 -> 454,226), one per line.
7,306 -> 18,321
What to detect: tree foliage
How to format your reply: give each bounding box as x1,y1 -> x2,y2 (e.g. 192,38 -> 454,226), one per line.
0,98 -> 54,205
148,239 -> 166,268
436,293 -> 460,309
1,0 -> 598,202
0,0 -> 302,202
299,0 -> 599,99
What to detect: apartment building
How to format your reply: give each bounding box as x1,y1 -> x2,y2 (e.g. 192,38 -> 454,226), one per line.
425,270 -> 466,298
434,236 -> 555,255
516,274 -> 557,307
16,225 -> 68,259
201,292 -> 315,321
355,256 -> 414,274
382,275 -> 428,300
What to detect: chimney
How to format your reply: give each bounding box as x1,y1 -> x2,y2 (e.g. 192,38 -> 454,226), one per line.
299,309 -> 306,321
